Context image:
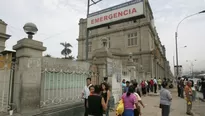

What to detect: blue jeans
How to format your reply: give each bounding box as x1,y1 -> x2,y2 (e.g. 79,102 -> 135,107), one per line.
123,109 -> 134,116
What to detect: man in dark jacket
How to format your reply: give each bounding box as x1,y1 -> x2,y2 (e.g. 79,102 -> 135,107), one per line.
177,77 -> 181,97
201,77 -> 205,99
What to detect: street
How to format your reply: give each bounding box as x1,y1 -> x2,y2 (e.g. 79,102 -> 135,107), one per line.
193,92 -> 205,116
110,89 -> 205,116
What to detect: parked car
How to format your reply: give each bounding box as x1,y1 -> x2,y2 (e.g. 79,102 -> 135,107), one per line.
196,80 -> 202,92
188,78 -> 202,92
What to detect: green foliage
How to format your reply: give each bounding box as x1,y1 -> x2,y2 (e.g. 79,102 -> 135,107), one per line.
60,42 -> 72,58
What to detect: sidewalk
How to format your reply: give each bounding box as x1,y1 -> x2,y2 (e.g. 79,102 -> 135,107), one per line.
110,89 -> 200,116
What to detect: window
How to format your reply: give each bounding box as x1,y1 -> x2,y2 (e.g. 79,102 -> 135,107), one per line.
128,32 -> 138,46
88,42 -> 92,52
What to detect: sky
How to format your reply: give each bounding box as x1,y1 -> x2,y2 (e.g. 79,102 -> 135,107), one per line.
0,0 -> 205,73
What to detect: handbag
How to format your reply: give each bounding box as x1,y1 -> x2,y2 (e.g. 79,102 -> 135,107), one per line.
116,99 -> 124,115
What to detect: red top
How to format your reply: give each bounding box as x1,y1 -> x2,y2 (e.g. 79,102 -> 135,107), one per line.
150,80 -> 154,86
141,82 -> 145,88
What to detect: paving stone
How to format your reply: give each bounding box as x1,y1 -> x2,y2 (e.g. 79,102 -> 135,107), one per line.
110,89 -> 202,116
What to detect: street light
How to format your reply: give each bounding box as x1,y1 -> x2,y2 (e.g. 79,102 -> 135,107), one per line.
86,0 -> 102,61
186,60 -> 197,77
175,10 -> 205,78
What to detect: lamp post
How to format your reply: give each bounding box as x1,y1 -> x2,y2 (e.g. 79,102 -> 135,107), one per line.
186,60 -> 197,78
86,0 -> 102,61
175,10 -> 205,78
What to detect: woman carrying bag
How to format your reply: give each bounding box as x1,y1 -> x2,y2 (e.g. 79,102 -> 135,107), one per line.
121,85 -> 138,116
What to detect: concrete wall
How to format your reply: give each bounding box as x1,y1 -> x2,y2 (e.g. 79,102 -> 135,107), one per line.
40,57 -> 90,108
107,58 -> 122,104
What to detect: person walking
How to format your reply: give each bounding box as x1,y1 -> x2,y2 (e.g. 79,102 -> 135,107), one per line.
122,85 -> 138,116
146,80 -> 150,93
180,78 -> 185,98
160,82 -> 172,116
133,83 -> 141,97
141,81 -> 146,96
122,79 -> 126,94
185,81 -> 193,115
101,82 -> 111,116
82,78 -> 92,116
189,80 -> 196,101
177,77 -> 181,97
124,81 -> 130,93
201,77 -> 205,99
158,78 -> 162,90
87,85 -> 107,116
133,83 -> 145,116
154,77 -> 158,93
150,79 -> 154,92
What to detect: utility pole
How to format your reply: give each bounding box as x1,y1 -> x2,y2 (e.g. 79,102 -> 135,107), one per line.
175,10 -> 205,78
85,0 -> 102,61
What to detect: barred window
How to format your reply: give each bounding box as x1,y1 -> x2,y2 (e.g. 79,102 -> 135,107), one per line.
128,33 -> 137,46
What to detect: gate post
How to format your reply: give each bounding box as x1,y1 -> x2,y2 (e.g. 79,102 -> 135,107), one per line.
12,23 -> 46,115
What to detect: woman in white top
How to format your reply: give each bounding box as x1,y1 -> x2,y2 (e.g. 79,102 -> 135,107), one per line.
190,80 -> 196,101
133,83 -> 145,116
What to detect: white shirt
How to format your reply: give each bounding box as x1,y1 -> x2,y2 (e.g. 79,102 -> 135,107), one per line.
134,92 -> 141,101
82,84 -> 92,99
154,79 -> 157,84
191,87 -> 195,91
134,92 -> 141,109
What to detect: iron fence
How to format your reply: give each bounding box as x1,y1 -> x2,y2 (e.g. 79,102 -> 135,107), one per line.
40,58 -> 90,108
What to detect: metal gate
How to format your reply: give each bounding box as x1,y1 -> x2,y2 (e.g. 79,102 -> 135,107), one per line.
0,52 -> 15,113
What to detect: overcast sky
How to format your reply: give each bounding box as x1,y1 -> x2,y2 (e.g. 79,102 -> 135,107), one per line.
0,0 -> 205,73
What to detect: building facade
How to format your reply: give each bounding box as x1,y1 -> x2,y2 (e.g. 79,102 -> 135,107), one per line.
0,19 -> 10,52
77,0 -> 173,80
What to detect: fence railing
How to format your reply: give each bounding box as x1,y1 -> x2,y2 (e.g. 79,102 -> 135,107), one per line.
40,58 -> 90,108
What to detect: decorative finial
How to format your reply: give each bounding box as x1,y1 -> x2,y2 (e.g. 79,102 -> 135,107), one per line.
23,22 -> 38,39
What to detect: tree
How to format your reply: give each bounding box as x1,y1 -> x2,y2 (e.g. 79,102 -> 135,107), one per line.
44,54 -> 51,57
60,42 -> 72,58
68,55 -> 75,60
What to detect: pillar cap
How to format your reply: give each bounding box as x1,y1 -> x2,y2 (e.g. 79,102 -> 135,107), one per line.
13,38 -> 46,51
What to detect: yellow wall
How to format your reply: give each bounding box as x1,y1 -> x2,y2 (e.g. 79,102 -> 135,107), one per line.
0,53 -> 12,69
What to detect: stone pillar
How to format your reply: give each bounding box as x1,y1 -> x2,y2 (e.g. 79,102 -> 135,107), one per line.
13,38 -> 46,115
0,20 -> 11,52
